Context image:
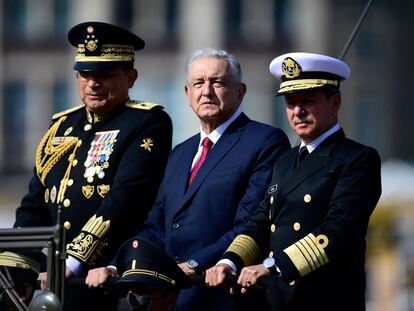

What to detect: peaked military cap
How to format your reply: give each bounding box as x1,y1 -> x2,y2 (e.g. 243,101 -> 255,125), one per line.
115,238 -> 191,291
269,52 -> 351,96
0,251 -> 40,275
68,21 -> 145,71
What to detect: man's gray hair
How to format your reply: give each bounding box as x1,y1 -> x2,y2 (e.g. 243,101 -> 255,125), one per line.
185,48 -> 243,83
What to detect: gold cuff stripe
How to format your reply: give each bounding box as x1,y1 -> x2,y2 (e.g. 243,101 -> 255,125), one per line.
304,235 -> 328,265
226,234 -> 260,266
83,215 -> 110,237
122,269 -> 176,285
301,236 -> 322,268
296,241 -> 317,271
283,233 -> 329,277
66,215 -> 111,262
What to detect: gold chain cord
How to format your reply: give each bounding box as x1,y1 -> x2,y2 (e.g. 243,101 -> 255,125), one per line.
36,116 -> 79,185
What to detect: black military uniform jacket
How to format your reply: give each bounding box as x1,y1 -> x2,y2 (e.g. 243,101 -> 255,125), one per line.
224,129 -> 382,311
14,100 -> 172,269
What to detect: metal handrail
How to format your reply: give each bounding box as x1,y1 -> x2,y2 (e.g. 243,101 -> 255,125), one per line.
0,207 -> 66,307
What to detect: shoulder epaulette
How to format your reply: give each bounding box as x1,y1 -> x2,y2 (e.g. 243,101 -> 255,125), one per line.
125,100 -> 163,110
52,104 -> 85,120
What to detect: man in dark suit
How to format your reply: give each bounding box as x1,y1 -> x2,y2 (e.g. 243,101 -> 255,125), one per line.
86,48 -> 290,310
205,52 -> 382,311
13,21 -> 172,302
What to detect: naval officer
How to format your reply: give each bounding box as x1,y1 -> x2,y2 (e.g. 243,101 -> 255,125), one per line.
206,52 -> 382,311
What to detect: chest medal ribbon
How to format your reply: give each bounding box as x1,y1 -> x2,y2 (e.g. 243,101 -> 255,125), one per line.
84,130 -> 119,183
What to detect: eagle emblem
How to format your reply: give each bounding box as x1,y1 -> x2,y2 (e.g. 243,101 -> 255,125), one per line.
282,57 -> 301,79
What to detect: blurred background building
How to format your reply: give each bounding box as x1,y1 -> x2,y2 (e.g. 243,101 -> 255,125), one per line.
0,0 -> 412,310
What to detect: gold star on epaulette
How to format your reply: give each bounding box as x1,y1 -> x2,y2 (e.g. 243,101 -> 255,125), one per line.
140,138 -> 154,152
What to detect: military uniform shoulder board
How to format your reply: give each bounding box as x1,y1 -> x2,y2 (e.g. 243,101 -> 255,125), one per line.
52,104 -> 85,120
126,100 -> 163,110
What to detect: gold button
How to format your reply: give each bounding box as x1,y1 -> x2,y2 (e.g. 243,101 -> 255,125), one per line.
293,222 -> 301,231
63,199 -> 71,208
67,179 -> 74,187
64,221 -> 71,230
304,194 -> 312,203
72,159 -> 78,167
270,196 -> 274,204
289,280 -> 296,286
84,124 -> 92,131
77,140 -> 82,147
44,189 -> 50,203
271,224 -> 276,232
269,251 -> 274,257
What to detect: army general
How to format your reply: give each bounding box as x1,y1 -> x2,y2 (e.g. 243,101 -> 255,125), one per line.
13,21 -> 172,291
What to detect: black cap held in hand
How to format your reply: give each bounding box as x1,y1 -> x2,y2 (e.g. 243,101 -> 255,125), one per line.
115,237 -> 191,291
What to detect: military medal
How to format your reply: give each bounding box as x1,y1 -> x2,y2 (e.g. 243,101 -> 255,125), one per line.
84,130 -> 119,183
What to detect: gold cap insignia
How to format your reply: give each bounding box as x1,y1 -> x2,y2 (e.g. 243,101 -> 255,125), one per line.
282,57 -> 301,79
140,138 -> 154,152
85,26 -> 98,52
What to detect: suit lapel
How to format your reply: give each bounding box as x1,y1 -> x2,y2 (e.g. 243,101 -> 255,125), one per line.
275,129 -> 345,207
178,113 -> 249,210
174,135 -> 199,199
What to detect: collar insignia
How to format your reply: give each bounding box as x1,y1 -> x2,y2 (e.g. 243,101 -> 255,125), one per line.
267,184 -> 278,195
140,138 -> 153,152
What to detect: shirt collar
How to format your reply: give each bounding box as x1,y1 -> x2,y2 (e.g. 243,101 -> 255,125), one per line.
199,108 -> 242,145
300,123 -> 340,153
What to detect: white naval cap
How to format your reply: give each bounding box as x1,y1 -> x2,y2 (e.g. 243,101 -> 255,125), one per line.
269,52 -> 351,96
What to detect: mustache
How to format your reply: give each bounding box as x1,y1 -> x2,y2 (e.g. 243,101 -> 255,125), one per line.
86,93 -> 106,96
293,117 -> 311,125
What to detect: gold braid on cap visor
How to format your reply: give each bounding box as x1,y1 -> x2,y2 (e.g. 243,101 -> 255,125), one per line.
278,78 -> 339,94
0,251 -> 40,274
75,44 -> 135,62
122,269 -> 176,286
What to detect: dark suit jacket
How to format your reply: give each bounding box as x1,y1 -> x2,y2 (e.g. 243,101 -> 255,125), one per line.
225,129 -> 382,311
139,113 -> 290,311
